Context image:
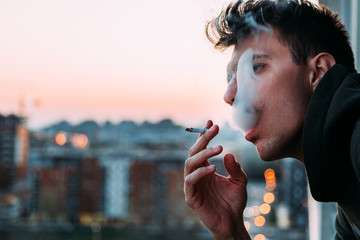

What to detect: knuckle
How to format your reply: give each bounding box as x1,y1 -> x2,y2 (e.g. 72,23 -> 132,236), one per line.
184,157 -> 191,168
199,148 -> 211,158
184,175 -> 192,186
188,146 -> 196,156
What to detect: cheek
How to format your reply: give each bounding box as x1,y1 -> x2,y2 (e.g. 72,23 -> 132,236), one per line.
257,86 -> 304,127
254,70 -> 310,124
252,83 -> 270,112
273,94 -> 307,133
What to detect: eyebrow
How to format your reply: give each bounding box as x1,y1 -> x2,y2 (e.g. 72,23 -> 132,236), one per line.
253,54 -> 271,60
227,54 -> 271,75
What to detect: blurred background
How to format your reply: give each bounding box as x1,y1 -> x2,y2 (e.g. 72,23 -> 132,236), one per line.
0,0 -> 358,239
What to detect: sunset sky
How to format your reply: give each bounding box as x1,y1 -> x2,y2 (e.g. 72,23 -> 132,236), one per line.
0,0 -> 235,129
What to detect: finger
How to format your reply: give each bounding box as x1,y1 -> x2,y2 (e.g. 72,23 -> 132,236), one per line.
198,120 -> 213,138
223,153 -> 247,184
189,124 -> 220,157
184,165 -> 216,205
185,145 -> 223,177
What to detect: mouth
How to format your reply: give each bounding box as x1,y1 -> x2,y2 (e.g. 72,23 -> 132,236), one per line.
245,125 -> 257,141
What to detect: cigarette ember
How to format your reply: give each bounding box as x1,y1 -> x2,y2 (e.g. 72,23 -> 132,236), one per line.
185,128 -> 209,133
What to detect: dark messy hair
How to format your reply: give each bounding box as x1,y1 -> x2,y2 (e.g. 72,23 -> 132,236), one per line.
206,0 -> 355,68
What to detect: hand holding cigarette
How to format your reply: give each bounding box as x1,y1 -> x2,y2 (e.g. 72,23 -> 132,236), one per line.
183,120 -> 250,240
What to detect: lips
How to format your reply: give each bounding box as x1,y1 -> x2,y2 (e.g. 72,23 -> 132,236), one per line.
245,125 -> 257,141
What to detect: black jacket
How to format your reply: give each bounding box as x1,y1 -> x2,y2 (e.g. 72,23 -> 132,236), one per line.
303,64 -> 360,239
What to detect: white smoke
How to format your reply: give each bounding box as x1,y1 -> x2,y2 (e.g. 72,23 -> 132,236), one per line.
231,11 -> 272,135
232,48 -> 258,134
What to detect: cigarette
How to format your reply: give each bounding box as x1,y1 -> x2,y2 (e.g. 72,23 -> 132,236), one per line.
185,127 -> 209,133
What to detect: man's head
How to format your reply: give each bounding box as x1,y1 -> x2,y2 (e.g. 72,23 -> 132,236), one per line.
208,0 -> 354,161
207,0 -> 355,68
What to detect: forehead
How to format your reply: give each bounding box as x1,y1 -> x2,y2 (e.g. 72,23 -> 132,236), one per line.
229,31 -> 291,67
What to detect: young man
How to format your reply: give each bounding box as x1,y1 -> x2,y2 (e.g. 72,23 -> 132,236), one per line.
183,0 -> 360,239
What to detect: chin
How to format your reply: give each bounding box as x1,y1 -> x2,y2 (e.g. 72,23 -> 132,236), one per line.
256,146 -> 302,162
257,152 -> 280,161
255,145 -> 286,161
253,133 -> 303,161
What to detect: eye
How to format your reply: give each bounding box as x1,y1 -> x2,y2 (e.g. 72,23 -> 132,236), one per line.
253,64 -> 265,73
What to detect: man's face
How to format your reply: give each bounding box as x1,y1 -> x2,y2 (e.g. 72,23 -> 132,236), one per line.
225,31 -> 313,161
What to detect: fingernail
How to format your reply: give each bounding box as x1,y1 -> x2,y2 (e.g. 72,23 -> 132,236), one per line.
210,145 -> 220,151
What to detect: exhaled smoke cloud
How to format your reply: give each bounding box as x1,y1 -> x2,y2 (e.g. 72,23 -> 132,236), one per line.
232,48 -> 258,134
231,11 -> 271,135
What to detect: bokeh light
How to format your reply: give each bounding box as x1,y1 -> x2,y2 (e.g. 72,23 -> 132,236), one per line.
244,221 -> 251,231
244,207 -> 254,218
254,216 -> 266,227
55,132 -> 66,146
264,168 -> 275,181
259,203 -> 271,215
266,181 -> 276,191
252,206 -> 261,216
254,234 -> 266,240
70,134 -> 88,149
263,192 -> 275,204
264,168 -> 276,191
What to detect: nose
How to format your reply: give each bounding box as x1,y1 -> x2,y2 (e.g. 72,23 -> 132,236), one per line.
223,80 -> 237,106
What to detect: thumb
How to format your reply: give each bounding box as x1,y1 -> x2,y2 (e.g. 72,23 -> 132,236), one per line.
224,153 -> 247,184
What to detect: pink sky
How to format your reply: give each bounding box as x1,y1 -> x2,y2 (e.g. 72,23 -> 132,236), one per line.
0,0 -> 320,129
0,0 -> 236,129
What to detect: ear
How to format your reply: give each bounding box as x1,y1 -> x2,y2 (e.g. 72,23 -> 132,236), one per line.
309,53 -> 336,91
